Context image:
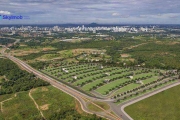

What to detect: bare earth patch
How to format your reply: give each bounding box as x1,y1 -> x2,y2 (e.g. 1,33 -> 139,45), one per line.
167,41 -> 180,45
121,54 -> 130,58
40,104 -> 49,111
11,50 -> 39,56
129,58 -> 135,62
75,100 -> 83,114
42,47 -> 55,51
41,87 -> 48,92
156,41 -> 180,45
72,48 -> 106,55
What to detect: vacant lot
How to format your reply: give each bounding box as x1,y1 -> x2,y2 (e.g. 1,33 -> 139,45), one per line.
11,46 -> 56,56
125,84 -> 180,120
42,63 -> 174,103
0,86 -> 76,120
1,91 -> 41,120
31,86 -> 75,119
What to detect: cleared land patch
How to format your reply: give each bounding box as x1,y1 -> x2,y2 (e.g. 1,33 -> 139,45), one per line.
31,86 -> 75,119
1,91 -> 42,120
42,63 -> 178,103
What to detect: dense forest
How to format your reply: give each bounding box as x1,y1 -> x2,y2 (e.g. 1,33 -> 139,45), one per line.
0,58 -> 50,95
21,39 -> 142,63
0,58 -> 104,120
0,38 -> 15,45
125,42 -> 180,69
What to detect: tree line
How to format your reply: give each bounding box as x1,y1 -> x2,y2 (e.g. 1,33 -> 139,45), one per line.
0,58 -> 50,95
0,38 -> 15,45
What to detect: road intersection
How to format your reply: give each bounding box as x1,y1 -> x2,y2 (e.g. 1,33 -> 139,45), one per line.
1,44 -> 180,120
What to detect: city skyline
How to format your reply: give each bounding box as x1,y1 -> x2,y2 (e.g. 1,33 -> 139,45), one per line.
0,0 -> 180,24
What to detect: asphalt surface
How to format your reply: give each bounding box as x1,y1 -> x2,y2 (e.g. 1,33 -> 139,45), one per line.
1,44 -> 180,120
1,47 -> 121,120
112,80 -> 180,120
9,55 -> 121,120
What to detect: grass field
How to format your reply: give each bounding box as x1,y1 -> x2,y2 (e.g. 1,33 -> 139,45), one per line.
1,91 -> 42,120
42,63 -> 178,103
0,76 -> 4,84
11,46 -> 56,57
87,101 -> 110,112
0,86 -> 77,120
31,86 -> 75,119
0,94 -> 14,103
42,63 -> 162,96
125,84 -> 180,120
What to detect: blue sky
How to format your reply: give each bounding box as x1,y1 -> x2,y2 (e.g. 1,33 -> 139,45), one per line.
0,0 -> 180,24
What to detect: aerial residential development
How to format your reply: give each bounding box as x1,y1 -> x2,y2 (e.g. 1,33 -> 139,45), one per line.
0,0 -> 180,120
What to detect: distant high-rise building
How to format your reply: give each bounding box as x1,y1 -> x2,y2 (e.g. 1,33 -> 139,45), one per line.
12,31 -> 15,35
93,30 -> 96,33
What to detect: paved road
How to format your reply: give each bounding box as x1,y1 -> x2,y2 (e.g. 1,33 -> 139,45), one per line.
2,43 -> 180,120
1,47 -> 121,120
111,81 -> 180,120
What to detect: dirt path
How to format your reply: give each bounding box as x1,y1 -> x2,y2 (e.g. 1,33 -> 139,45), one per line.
123,42 -> 148,50
29,89 -> 46,120
0,94 -> 17,112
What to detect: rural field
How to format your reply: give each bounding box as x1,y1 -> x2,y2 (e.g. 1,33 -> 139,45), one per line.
0,91 -> 42,120
0,86 -> 100,120
125,84 -> 180,120
42,63 -> 178,103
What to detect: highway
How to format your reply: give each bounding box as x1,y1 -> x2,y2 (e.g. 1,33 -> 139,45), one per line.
1,43 -> 180,120
1,46 -> 121,120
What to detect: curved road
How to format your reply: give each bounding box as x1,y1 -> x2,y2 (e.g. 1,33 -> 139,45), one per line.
1,46 -> 121,120
1,43 -> 180,120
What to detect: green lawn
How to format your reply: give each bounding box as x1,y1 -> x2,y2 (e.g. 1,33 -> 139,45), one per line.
133,73 -> 154,79
96,78 -> 129,95
73,74 -> 102,85
87,101 -> 110,112
114,84 -> 141,95
143,76 -> 159,84
42,64 -> 165,97
125,84 -> 180,120
82,78 -> 104,91
95,72 -> 155,95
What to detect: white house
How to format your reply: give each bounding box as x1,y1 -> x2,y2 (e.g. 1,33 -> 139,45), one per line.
72,76 -> 77,79
127,76 -> 133,79
62,68 -> 68,73
136,80 -> 143,85
105,73 -> 110,76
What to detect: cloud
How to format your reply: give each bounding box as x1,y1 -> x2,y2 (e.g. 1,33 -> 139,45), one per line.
0,10 -> 11,15
112,13 -> 129,18
139,15 -> 147,18
0,0 -> 180,24
146,13 -> 180,18
120,14 -> 130,18
112,12 -> 119,16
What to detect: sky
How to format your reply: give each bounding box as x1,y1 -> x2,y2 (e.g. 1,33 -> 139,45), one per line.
0,0 -> 180,24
